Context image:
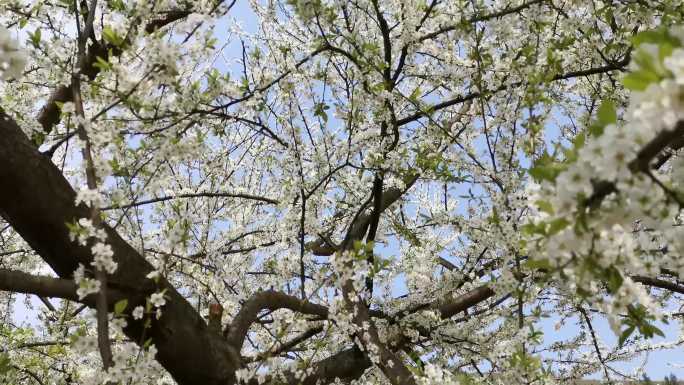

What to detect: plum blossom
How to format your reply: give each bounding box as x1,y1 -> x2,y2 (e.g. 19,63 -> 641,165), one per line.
150,292 -> 166,308
75,187 -> 105,209
132,306 -> 145,320
91,242 -> 117,274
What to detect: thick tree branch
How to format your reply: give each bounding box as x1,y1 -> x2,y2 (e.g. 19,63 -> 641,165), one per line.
246,346 -> 372,385
438,284 -> 496,318
0,267 -> 135,306
232,280 -> 496,384
36,39 -> 109,133
0,268 -> 92,301
227,290 -> 328,349
238,284 -> 498,384
331,173 -> 421,385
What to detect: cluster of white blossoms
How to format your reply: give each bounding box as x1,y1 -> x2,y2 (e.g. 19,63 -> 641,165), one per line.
91,242 -> 117,274
416,364 -> 460,385
68,216 -> 118,296
69,217 -> 107,245
73,263 -> 101,299
526,28 -> 684,334
71,328 -> 168,385
149,291 -> 166,308
0,25 -> 26,80
132,305 -> 145,320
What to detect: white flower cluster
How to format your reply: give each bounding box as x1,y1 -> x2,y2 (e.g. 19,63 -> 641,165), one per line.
71,333 -> 98,355
150,292 -> 166,308
148,278 -> 166,319
98,338 -> 167,385
528,30 -> 684,326
68,216 -> 118,293
74,264 -> 101,300
132,305 -> 145,320
92,241 -> 117,274
72,331 -> 166,385
0,26 -> 26,80
417,364 -> 460,385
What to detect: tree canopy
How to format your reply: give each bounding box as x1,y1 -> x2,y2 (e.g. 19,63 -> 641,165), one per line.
1,0 -> 684,384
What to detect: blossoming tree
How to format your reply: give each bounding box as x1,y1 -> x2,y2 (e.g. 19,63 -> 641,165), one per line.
1,0 -> 684,384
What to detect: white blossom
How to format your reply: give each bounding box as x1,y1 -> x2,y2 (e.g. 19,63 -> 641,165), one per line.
150,292 -> 166,308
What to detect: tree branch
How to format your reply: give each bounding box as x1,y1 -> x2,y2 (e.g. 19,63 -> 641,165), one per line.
0,268 -> 129,305
102,191 -> 279,210
227,291 -> 328,349
0,268 -> 86,301
245,324 -> 324,363
438,284 -> 496,319
396,57 -> 630,127
311,174 -> 420,256
246,346 -> 371,385
632,275 -> 684,295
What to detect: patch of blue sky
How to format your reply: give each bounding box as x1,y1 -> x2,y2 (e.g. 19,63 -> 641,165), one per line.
535,303 -> 684,379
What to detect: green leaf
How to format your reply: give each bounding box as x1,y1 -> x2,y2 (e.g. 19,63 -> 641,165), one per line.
28,28 -> 41,47
313,103 -> 329,123
605,266 -> 624,293
114,299 -> 128,315
58,0 -> 73,7
659,41 -> 677,62
622,70 -> 659,91
535,200 -> 554,215
653,325 -> 665,338
632,30 -> 665,46
31,131 -> 46,146
618,325 -> 635,347
102,26 -> 124,47
408,87 -> 422,102
631,28 -> 682,48
547,217 -> 570,235
524,258 -> 552,271
633,49 -> 661,77
392,219 -> 421,246
407,349 -> 424,370
588,122 -> 605,137
529,153 -> 566,182
597,100 -> 617,126
521,222 -> 546,236
93,56 -> 112,71
489,207 -> 501,225
573,132 -> 586,149
108,0 -> 126,11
